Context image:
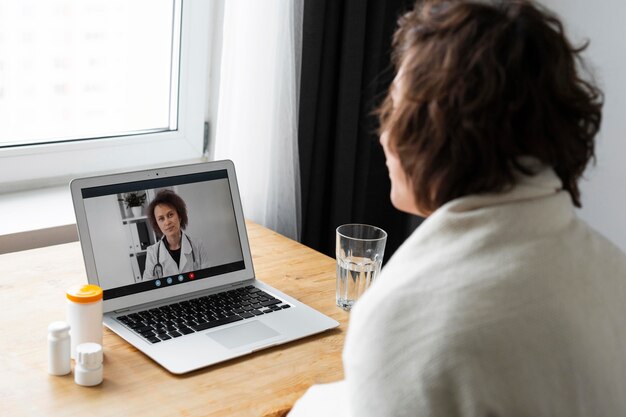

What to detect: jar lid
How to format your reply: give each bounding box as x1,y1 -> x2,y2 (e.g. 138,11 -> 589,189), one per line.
66,284 -> 103,303
76,343 -> 103,366
48,321 -> 70,336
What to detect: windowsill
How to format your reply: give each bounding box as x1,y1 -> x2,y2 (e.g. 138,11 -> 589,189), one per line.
0,157 -> 210,255
0,186 -> 78,254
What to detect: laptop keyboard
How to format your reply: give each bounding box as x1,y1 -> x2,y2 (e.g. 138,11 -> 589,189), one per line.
116,285 -> 291,344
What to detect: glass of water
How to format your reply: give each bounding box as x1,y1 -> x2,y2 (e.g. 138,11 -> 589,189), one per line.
336,224 -> 387,311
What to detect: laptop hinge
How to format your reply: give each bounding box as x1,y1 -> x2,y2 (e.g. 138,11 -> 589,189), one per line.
231,279 -> 252,287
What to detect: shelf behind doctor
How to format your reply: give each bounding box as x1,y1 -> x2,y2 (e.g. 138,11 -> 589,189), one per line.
142,189 -> 210,280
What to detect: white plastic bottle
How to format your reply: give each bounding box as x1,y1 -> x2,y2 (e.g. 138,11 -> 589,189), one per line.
74,343 -> 103,386
66,284 -> 103,359
48,321 -> 71,376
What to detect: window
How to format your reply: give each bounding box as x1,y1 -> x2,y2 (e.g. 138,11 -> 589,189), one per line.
0,0 -> 213,189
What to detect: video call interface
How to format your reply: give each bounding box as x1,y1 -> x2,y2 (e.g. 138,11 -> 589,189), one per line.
81,170 -> 245,301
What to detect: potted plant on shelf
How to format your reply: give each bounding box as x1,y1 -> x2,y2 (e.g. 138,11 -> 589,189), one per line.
119,192 -> 147,217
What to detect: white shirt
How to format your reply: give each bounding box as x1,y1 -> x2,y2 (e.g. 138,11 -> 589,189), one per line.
290,168 -> 626,416
142,232 -> 210,280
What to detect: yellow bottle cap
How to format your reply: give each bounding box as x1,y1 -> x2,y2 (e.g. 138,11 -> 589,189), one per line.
66,284 -> 103,304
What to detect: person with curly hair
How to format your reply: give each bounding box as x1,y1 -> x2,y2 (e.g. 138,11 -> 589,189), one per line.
143,189 -> 210,280
290,1 -> 626,415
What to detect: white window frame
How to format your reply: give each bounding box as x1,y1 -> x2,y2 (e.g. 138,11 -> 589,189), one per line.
0,0 -> 214,191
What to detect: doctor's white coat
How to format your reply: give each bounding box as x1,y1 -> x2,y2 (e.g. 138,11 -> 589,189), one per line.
142,232 -> 210,280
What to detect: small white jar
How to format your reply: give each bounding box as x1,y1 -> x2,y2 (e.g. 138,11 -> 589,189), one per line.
66,284 -> 103,359
74,342 -> 103,387
48,321 -> 71,376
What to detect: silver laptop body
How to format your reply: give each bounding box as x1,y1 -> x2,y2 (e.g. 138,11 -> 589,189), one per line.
71,160 -> 338,374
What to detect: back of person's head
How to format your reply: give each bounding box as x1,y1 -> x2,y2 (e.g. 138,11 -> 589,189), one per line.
379,0 -> 603,214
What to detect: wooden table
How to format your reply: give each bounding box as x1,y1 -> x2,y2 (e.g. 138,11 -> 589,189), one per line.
0,222 -> 349,417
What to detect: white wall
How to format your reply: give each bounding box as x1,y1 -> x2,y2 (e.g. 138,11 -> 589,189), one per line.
539,0 -> 626,251
84,194 -> 134,288
176,179 -> 243,265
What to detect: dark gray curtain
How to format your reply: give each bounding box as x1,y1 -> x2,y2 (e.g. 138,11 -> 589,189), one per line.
298,0 -> 422,261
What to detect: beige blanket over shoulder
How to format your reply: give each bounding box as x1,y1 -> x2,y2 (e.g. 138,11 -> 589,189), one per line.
290,168 -> 626,417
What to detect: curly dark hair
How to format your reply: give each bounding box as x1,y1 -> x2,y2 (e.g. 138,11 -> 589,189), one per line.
147,189 -> 189,238
378,0 -> 603,213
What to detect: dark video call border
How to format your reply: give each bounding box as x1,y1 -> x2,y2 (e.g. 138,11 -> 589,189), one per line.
103,261 -> 246,300
81,169 -> 229,199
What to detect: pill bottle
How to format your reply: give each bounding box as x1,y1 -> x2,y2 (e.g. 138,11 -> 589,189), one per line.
66,284 -> 103,359
48,321 -> 71,376
74,342 -> 103,387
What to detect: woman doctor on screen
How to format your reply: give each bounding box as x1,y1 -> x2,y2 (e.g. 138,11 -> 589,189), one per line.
142,189 -> 210,280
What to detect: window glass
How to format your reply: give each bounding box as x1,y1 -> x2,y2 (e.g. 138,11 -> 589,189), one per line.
0,0 -> 179,147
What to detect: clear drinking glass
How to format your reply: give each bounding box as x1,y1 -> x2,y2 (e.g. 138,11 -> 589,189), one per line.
336,224 -> 387,311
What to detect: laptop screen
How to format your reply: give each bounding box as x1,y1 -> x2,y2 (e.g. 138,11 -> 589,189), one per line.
80,169 -> 245,301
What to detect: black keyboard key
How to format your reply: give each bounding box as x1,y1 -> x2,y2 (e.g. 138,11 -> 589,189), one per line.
158,334 -> 172,341
148,337 -> 161,344
135,325 -> 154,334
191,315 -> 243,331
251,309 -> 264,316
239,312 -> 254,319
261,299 -> 281,307
168,331 -> 182,338
282,305 -> 291,309
179,327 -> 194,335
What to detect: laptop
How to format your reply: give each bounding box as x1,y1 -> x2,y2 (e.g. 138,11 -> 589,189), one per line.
70,159 -> 339,374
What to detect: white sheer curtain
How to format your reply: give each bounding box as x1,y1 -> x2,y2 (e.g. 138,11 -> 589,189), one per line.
214,0 -> 303,241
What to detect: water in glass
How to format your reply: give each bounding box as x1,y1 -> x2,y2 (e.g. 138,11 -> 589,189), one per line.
336,255 -> 381,311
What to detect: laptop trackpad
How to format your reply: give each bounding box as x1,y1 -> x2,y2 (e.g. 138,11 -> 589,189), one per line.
208,321 -> 280,350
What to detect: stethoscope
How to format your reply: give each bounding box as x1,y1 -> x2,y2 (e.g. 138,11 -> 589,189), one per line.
153,232 -> 196,278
